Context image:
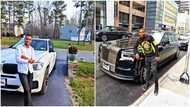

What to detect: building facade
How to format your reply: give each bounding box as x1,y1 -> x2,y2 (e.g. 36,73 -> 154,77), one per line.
96,0 -> 146,32
146,0 -> 178,33
176,0 -> 190,33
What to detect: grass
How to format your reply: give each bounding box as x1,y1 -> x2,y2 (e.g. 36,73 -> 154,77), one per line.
70,61 -> 94,106
0,37 -> 19,46
1,37 -> 94,51
76,61 -> 94,77
52,39 -> 94,51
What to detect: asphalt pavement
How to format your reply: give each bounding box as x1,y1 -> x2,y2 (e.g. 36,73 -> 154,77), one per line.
95,42 -> 187,106
1,49 -> 72,106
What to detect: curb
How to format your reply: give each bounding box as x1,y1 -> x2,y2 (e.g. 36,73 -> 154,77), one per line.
64,77 -> 75,106
132,55 -> 186,106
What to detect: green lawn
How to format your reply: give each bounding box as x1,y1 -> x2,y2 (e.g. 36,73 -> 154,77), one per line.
70,61 -> 94,106
1,37 -> 19,46
52,39 -> 94,51
1,37 -> 94,51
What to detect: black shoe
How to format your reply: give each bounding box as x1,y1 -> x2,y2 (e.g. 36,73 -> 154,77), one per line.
154,90 -> 158,96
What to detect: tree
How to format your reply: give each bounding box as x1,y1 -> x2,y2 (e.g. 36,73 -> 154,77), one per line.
37,2 -> 43,37
23,1 -> 34,34
74,1 -> 85,44
1,1 -> 9,35
74,1 -> 95,44
51,1 -> 67,39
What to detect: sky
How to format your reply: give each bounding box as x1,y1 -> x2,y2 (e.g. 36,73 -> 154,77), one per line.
65,0 -> 80,20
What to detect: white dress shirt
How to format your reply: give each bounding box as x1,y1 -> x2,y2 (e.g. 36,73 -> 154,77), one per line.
16,45 -> 35,74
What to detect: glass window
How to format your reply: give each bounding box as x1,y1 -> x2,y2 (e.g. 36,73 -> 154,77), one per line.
119,12 -> 129,24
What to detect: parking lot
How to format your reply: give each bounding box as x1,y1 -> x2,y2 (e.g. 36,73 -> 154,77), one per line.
95,42 -> 187,106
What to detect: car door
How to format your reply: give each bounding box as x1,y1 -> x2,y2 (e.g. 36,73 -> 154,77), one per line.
168,32 -> 178,56
159,32 -> 171,62
109,27 -> 118,40
48,40 -> 56,73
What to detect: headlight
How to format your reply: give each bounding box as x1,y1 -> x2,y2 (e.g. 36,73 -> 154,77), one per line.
119,51 -> 134,61
33,62 -> 44,70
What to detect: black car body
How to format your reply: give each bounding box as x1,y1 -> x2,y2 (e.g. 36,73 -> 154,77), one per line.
98,32 -> 180,82
96,26 -> 132,41
178,33 -> 190,51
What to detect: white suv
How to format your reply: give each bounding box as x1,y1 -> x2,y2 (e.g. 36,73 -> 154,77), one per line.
1,38 -> 56,94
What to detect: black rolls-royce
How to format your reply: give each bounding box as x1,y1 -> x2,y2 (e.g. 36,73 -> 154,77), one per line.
98,31 -> 180,83
96,26 -> 132,41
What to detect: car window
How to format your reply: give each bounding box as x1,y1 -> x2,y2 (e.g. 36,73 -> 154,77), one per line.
168,33 -> 177,43
161,33 -> 169,43
12,39 -> 47,51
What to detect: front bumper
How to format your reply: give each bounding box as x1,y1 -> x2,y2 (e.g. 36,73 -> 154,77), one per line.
100,59 -> 137,80
1,73 -> 42,93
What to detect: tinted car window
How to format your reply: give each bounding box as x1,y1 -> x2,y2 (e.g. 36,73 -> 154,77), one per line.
101,26 -> 117,32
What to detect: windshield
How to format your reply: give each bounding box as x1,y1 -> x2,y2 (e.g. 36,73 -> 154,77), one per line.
12,39 -> 47,51
152,32 -> 164,44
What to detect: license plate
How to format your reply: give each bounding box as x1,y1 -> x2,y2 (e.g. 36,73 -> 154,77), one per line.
1,79 -> 6,87
102,62 -> 110,71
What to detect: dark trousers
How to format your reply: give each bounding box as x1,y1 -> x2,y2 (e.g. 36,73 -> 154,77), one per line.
144,56 -> 159,92
19,72 -> 33,106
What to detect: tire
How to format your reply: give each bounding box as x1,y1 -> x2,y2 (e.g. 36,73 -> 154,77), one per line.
174,49 -> 180,59
53,59 -> 57,70
101,35 -> 107,41
39,68 -> 49,95
139,67 -> 146,84
98,44 -> 102,63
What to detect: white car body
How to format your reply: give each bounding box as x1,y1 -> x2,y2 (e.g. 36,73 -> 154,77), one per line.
1,38 -> 56,94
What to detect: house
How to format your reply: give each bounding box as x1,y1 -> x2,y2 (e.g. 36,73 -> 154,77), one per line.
59,24 -> 78,40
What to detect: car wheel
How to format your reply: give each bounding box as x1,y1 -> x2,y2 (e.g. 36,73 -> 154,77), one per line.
98,44 -> 102,63
139,67 -> 147,83
174,49 -> 180,59
53,59 -> 57,70
39,68 -> 49,95
102,35 -> 107,41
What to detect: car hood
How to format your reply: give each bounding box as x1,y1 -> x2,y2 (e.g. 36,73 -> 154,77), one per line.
1,48 -> 47,64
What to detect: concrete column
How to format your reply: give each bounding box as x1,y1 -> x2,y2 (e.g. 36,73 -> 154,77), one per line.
106,0 -> 115,26
129,1 -> 133,32
144,1 -> 147,29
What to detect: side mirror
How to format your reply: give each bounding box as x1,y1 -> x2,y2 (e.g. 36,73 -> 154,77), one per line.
158,45 -> 163,52
49,48 -> 54,52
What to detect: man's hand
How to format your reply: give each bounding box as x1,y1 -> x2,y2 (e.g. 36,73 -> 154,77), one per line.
155,57 -> 160,63
21,55 -> 29,60
135,54 -> 140,60
28,58 -> 35,64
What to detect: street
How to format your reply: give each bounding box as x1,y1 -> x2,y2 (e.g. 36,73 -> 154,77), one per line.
1,48 -> 94,106
95,42 -> 187,106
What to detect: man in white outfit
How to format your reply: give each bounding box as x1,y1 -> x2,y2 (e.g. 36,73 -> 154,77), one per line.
16,34 -> 35,106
